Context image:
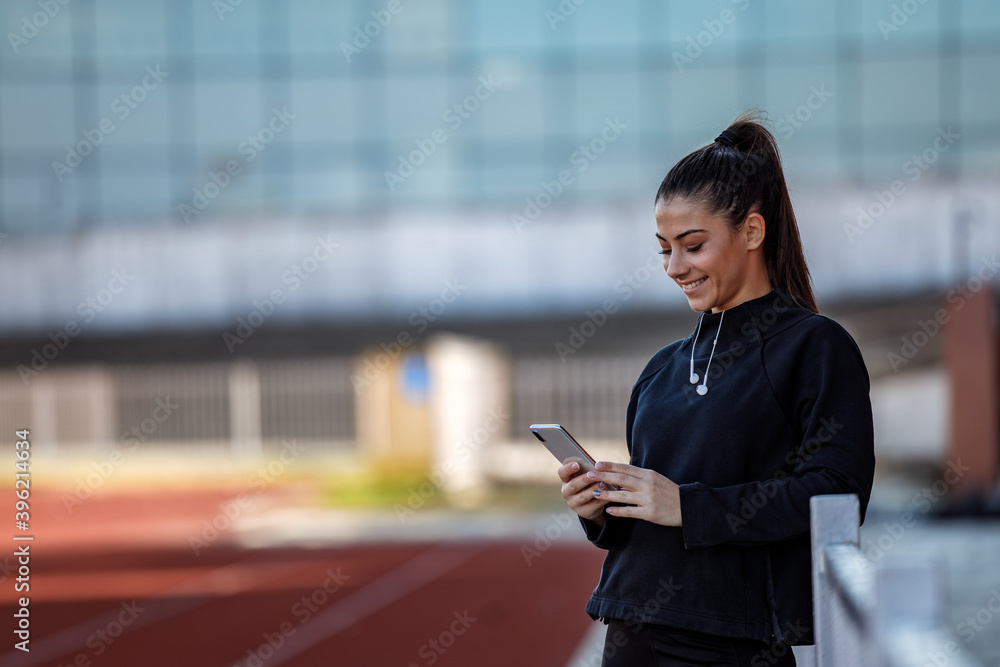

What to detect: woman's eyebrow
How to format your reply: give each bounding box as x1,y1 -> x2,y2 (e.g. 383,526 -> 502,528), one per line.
655,229 -> 707,242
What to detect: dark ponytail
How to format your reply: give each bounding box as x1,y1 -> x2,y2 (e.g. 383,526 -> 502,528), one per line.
655,111 -> 818,313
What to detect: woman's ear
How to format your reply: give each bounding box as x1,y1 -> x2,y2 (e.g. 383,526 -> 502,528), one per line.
743,213 -> 766,251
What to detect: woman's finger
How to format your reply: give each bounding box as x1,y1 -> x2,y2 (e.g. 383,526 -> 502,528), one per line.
587,470 -> 638,490
556,460 -> 583,483
561,472 -> 596,499
605,504 -> 641,519
596,461 -> 640,477
592,488 -> 639,505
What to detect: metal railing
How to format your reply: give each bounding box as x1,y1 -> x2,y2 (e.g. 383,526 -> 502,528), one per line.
803,494 -> 980,667
0,358 -> 358,455
0,352 -> 650,455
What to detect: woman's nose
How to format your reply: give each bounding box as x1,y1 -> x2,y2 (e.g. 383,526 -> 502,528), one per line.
666,253 -> 687,279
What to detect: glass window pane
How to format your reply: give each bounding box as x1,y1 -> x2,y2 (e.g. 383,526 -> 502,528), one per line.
95,74 -> 171,147
192,1 -> 260,55
0,0 -> 74,59
479,69 -> 547,139
574,71 -> 638,137
763,2 -> 837,39
475,1 -> 546,51
667,67 -> 742,133
383,74 -> 451,143
960,54 -> 1000,126
1,83 -> 76,149
861,58 -> 939,126
194,82 -> 264,146
572,3 -> 639,47
291,79 -> 354,142
94,0 -> 166,58
764,65 -> 838,133
288,0 -> 354,55
860,0 -> 939,44
959,0 -> 1000,33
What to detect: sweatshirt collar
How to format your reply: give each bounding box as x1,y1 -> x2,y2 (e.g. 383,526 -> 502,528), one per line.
690,288 -> 807,348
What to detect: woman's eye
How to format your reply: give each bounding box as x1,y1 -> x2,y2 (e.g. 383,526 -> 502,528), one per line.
658,249 -> 670,256
688,243 -> 704,252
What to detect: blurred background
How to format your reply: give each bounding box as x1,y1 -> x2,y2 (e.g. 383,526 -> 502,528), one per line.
0,1 -> 998,665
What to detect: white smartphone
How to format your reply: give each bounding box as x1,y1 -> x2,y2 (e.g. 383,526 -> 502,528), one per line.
529,424 -> 622,492
530,423 -> 601,472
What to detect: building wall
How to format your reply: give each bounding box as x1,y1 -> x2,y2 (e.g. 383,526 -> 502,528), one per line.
2,0 -> 998,231
0,184 -> 996,336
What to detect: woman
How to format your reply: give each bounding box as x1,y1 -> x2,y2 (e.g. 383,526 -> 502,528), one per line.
558,114 -> 875,667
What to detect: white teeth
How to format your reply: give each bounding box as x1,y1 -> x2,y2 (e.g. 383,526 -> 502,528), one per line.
681,277 -> 707,291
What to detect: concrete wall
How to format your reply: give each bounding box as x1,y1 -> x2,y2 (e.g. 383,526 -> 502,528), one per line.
0,182 -> 996,337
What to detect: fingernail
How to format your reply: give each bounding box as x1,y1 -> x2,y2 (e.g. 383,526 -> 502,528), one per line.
592,489 -> 601,497
571,462 -> 579,470
596,462 -> 605,470
586,471 -> 597,479
598,482 -> 605,489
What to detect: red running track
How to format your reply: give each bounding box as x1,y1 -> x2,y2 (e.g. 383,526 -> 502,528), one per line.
0,490 -> 606,667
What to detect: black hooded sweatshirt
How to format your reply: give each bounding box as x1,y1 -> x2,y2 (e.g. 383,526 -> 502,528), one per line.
580,288 -> 875,645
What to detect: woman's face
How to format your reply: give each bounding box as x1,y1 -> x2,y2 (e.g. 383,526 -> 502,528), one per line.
654,197 -> 768,313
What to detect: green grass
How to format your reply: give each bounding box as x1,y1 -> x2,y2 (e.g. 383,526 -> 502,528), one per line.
322,468 -> 567,513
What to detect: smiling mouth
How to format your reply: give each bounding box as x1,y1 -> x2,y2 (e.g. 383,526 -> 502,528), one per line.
679,277 -> 707,292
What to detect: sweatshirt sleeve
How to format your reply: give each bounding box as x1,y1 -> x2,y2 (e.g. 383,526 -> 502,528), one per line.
578,513 -> 623,549
678,316 -> 875,548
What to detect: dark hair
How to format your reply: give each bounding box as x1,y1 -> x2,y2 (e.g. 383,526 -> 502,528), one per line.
655,111 -> 818,313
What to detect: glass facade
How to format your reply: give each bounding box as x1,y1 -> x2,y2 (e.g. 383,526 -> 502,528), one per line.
0,0 -> 998,232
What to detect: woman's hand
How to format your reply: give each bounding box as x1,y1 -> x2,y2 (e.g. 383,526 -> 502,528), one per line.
558,459 -> 611,526
587,461 -> 683,526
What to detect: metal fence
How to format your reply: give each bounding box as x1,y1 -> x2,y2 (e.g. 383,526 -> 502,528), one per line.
510,354 -> 647,441
0,358 -> 358,455
0,352 -> 647,456
804,495 -> 980,667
